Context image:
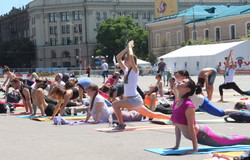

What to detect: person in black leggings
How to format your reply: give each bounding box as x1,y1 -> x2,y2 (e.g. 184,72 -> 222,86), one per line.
219,50 -> 250,101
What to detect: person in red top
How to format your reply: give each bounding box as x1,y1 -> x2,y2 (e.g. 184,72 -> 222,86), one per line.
86,65 -> 91,77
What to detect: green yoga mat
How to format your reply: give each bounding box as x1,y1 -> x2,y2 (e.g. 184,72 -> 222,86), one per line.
145,145 -> 250,155
151,119 -> 228,125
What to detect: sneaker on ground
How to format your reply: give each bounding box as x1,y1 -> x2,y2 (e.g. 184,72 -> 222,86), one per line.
112,124 -> 126,130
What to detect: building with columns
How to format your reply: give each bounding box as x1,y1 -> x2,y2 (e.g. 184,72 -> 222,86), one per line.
28,0 -> 155,68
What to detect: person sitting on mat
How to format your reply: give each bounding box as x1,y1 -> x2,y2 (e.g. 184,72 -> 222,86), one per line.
155,73 -> 164,97
55,84 -> 143,125
112,40 -> 170,130
218,50 -> 250,102
197,68 -> 217,100
166,78 -> 250,154
144,84 -> 172,115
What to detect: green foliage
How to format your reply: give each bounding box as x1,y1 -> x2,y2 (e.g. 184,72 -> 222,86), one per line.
240,30 -> 250,40
146,52 -> 157,65
0,38 -> 36,67
96,15 -> 148,64
181,37 -> 215,47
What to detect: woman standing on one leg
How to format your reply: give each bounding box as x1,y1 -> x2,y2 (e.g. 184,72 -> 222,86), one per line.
112,40 -> 170,130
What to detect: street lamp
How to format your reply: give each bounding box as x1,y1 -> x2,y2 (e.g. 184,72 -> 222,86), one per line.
67,22 -> 82,75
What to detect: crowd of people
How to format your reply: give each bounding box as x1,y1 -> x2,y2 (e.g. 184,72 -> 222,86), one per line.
1,42 -> 250,154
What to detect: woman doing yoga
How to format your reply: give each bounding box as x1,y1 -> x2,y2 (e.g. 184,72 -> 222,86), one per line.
112,40 -> 170,130
166,78 -> 250,154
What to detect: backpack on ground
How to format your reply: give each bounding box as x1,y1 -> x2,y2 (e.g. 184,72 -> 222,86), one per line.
6,90 -> 21,103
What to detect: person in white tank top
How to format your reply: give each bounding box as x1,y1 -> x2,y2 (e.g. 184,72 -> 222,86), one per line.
112,40 -> 170,130
218,50 -> 250,102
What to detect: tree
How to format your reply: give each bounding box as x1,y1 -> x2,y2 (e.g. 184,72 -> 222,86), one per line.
0,38 -> 36,68
96,16 -> 148,64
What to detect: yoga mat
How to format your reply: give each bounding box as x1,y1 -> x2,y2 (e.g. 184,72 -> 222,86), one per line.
96,125 -> 174,132
18,113 -> 86,119
213,151 -> 244,157
31,116 -> 87,121
151,119 -> 227,125
145,145 -> 250,155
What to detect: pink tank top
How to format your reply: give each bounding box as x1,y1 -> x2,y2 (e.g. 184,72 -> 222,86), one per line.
171,98 -> 196,125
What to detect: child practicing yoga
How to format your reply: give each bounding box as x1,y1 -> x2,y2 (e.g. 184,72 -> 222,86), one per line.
112,40 -> 170,130
167,78 -> 250,154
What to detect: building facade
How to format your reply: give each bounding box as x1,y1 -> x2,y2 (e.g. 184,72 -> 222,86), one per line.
147,4 -> 250,57
0,7 -> 29,44
28,0 -> 155,68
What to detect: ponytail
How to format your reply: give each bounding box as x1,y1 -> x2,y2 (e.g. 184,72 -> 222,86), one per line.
86,84 -> 99,111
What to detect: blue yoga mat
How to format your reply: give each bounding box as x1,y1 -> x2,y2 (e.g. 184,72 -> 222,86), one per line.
17,113 -> 86,119
145,145 -> 250,155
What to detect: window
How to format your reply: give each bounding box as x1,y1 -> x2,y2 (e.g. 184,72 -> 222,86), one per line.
74,36 -> 79,44
246,22 -> 250,36
51,50 -> 57,58
177,30 -> 182,45
96,23 -> 100,30
74,11 -> 82,20
63,62 -> 71,67
62,51 -> 70,58
166,32 -> 171,46
155,34 -> 160,47
204,29 -> 209,39
74,24 -> 82,33
50,26 -> 54,35
61,12 -> 69,21
143,12 -> 147,19
62,25 -> 66,34
215,27 -> 221,41
96,12 -> 101,20
49,13 -> 57,22
52,62 -> 57,67
50,38 -> 57,46
230,25 -> 236,39
134,12 -> 138,19
75,49 -> 79,56
103,12 -> 107,20
66,25 -> 70,33
146,12 -> 151,20
62,37 -> 67,45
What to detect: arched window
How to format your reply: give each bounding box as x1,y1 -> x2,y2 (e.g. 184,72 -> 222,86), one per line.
62,51 -> 70,58
245,22 -> 250,37
214,27 -> 221,41
229,24 -> 236,39
166,32 -> 171,46
177,30 -> 182,45
155,34 -> 161,47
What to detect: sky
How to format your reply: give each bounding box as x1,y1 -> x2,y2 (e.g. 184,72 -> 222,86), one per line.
0,0 -> 33,16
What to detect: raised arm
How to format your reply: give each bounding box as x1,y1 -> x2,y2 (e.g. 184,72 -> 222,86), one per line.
225,50 -> 233,68
230,51 -> 236,69
116,48 -> 128,71
127,40 -> 138,73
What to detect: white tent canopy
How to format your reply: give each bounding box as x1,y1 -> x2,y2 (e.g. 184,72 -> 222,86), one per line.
158,41 -> 250,75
